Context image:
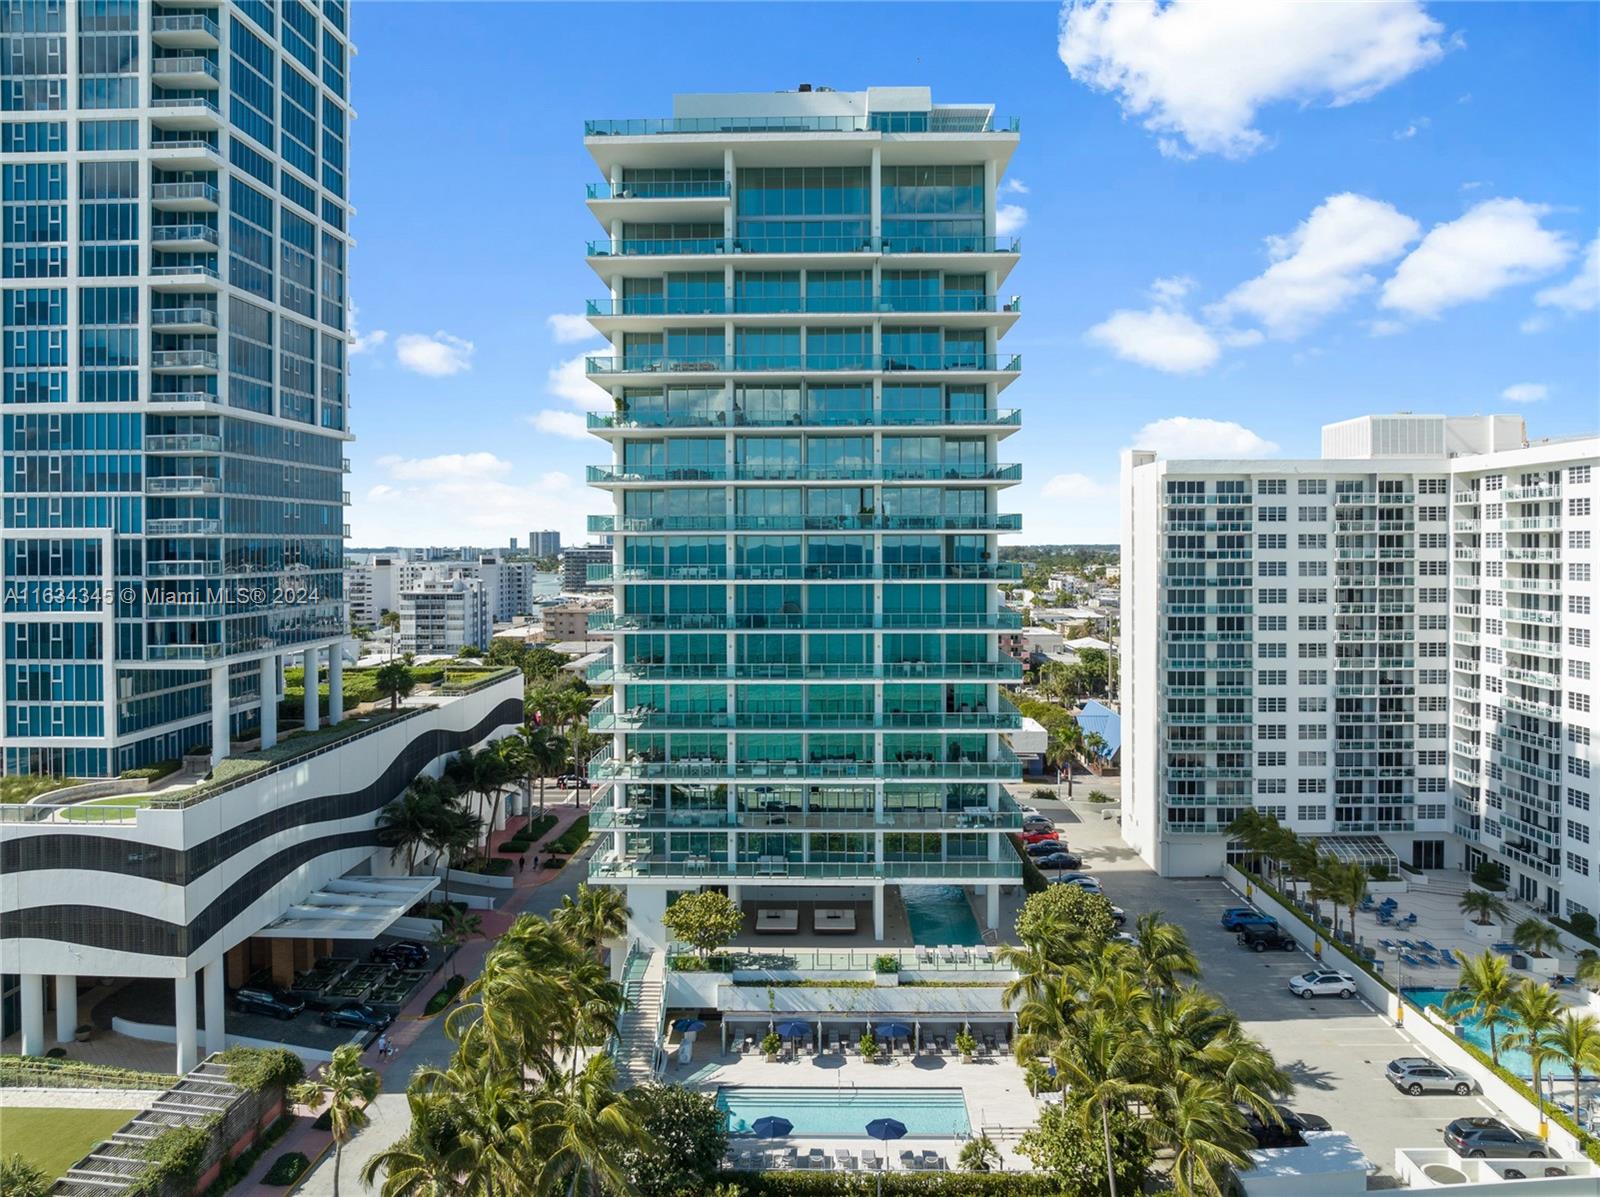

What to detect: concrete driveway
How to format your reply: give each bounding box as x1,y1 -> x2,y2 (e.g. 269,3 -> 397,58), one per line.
1030,795 -> 1530,1187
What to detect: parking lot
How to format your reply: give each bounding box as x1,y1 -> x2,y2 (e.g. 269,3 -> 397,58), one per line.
1022,791 -> 1526,1185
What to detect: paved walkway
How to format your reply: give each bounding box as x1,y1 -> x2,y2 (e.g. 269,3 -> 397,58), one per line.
234,798 -> 595,1196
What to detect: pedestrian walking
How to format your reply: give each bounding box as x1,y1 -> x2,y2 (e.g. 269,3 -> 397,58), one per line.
376,1033 -> 390,1058
519,855 -> 526,872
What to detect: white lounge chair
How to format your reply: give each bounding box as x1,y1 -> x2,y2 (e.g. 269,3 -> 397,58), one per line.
900,1151 -> 918,1170
836,1149 -> 856,1170
862,1150 -> 881,1171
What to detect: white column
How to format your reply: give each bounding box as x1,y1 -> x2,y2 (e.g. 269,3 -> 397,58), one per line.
302,647 -> 319,730
54,975 -> 77,1044
202,959 -> 226,1057
174,974 -> 198,1074
18,975 -> 44,1057
209,666 -> 230,766
873,885 -> 886,941
986,884 -> 1000,932
327,648 -> 344,724
728,883 -> 741,908
258,659 -> 277,750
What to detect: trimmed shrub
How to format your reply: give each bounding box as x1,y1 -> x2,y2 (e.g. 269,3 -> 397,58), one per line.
463,857 -> 511,875
119,759 -> 180,781
1567,912 -> 1598,940
721,1173 -> 1057,1196
547,815 -> 590,855
1007,835 -> 1048,895
423,974 -> 466,1016
220,1046 -> 304,1093
262,1152 -> 309,1186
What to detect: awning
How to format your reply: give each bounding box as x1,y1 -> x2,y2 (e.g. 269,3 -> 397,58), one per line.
715,984 -> 1014,1020
1308,835 -> 1400,870
254,875 -> 439,940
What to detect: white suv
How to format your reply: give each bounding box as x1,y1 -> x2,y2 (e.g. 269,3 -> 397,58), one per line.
1287,970 -> 1358,1000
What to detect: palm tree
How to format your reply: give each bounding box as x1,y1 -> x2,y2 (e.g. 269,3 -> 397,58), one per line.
360,1087 -> 466,1197
1503,981 -> 1565,1135
406,1061 -> 531,1196
1150,1074 -> 1256,1197
376,659 -> 415,710
1081,730 -> 1108,771
1048,1008 -> 1151,1197
1577,952 -> 1600,990
1325,860 -> 1368,945
1130,911 -> 1200,989
504,725 -> 563,816
530,686 -> 594,802
522,1055 -> 651,1197
378,778 -> 451,876
1513,918 -> 1564,959
1460,889 -> 1510,927
290,1044 -> 381,1197
1447,951 -> 1519,1065
1541,1011 -> 1600,1120
552,885 -> 631,958
447,745 -> 518,857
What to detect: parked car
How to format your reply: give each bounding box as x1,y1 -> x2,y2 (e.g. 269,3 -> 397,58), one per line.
1109,905 -> 1128,928
1220,907 -> 1278,931
556,774 -> 589,789
235,987 -> 305,1020
1024,838 -> 1068,856
1287,970 -> 1358,999
1238,925 -> 1299,953
371,941 -> 429,969
1053,876 -> 1103,894
1033,852 -> 1083,870
1387,1057 -> 1476,1096
1444,1117 -> 1551,1159
1275,1107 -> 1331,1134
1020,829 -> 1061,845
321,1003 -> 393,1031
1110,932 -> 1140,947
1241,1109 -> 1305,1149
1021,814 -> 1055,830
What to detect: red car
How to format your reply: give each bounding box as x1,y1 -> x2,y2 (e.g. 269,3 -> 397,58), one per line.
1020,829 -> 1060,845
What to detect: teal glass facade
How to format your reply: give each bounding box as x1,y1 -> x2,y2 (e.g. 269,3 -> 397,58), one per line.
2,0 -> 352,777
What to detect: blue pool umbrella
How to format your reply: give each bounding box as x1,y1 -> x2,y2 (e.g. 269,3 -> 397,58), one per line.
875,1022 -> 912,1041
751,1116 -> 793,1138
867,1118 -> 909,1184
774,1020 -> 810,1038
673,1018 -> 706,1034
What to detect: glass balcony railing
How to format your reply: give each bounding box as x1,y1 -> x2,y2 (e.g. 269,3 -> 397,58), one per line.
589,562 -> 1021,584
590,746 -> 1022,783
589,704 -> 1021,733
591,801 -> 1023,832
146,518 -> 222,536
148,389 -> 219,404
587,235 -> 1021,257
144,433 -> 221,453
586,294 -> 1019,317
151,223 -> 219,245
587,462 -> 1021,484
589,610 -> 1022,633
589,855 -> 1022,882
588,658 -> 1022,684
589,513 -> 1021,534
150,263 -> 220,280
151,182 -> 218,205
586,352 -> 1020,375
151,95 -> 220,113
586,180 -> 731,200
150,349 -> 219,370
151,306 -> 218,329
151,55 -> 219,80
589,407 -> 1020,430
585,114 -> 1019,137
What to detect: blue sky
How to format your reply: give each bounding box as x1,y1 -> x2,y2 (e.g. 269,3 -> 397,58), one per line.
344,1 -> 1599,548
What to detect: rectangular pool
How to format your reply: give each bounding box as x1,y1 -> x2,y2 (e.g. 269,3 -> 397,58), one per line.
901,885 -> 985,947
716,1085 -> 971,1138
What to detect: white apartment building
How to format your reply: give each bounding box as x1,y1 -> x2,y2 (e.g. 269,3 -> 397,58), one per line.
1121,414 -> 1597,919
399,574 -> 490,655
348,556 -> 542,629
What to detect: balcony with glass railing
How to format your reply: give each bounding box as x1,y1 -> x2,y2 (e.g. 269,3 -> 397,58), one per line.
151,55 -> 219,87
144,433 -> 221,454
589,702 -> 1021,734
590,744 -> 1022,783
144,475 -> 219,495
589,854 -> 1021,882
588,656 -> 1022,685
589,513 -> 1022,535
151,223 -> 220,251
588,562 -> 1020,585
146,518 -> 222,536
150,349 -> 219,372
587,462 -> 1021,484
151,306 -> 218,331
585,352 -> 1021,376
587,235 -> 1020,258
585,113 -> 1017,137
586,294 -> 1020,317
152,12 -> 220,45
590,609 -> 1021,633
591,797 -> 1024,833
150,181 -> 219,211
588,407 -> 1020,432
586,179 -> 731,200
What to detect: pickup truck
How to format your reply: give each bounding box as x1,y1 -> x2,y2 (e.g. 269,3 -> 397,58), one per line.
1220,907 -> 1279,932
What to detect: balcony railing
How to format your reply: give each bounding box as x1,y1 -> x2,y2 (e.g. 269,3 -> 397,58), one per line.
587,235 -> 1021,257
148,389 -> 219,404
151,55 -> 219,80
151,182 -> 218,205
589,658 -> 1022,684
145,518 -> 221,535
153,13 -> 220,38
151,306 -> 218,328
589,562 -> 1020,584
590,705 -> 1021,733
585,113 -> 1017,136
151,223 -> 219,245
591,746 -> 1022,783
592,799 -> 1023,832
144,433 -> 221,453
150,263 -> 220,280
146,559 -> 223,577
590,610 -> 1022,632
586,294 -> 1019,317
589,407 -> 1020,431
587,462 -> 1020,484
590,513 -> 1021,535
151,95 -> 220,113
586,179 -> 731,199
590,854 -> 1023,882
144,643 -> 223,661
150,349 -> 219,370
586,352 -> 1021,375
144,475 -> 219,495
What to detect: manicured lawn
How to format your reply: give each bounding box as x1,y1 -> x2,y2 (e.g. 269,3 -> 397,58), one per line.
58,794 -> 150,822
0,1106 -> 137,1181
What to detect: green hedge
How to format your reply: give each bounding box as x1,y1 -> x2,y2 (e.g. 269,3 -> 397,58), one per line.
119,759 -> 180,781
721,1172 -> 1057,1196
262,1152 -> 308,1186
462,857 -> 511,875
219,1046 -> 304,1093
0,1055 -> 177,1090
1008,835 -> 1048,895
423,974 -> 466,1016
1243,870 -> 1389,990
547,815 -> 589,855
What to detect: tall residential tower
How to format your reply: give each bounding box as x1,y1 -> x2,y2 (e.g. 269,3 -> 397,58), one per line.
581,87 -> 1025,943
2,0 -> 352,778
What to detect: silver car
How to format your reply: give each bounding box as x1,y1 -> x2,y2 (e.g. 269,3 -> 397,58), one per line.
1386,1056 -> 1476,1096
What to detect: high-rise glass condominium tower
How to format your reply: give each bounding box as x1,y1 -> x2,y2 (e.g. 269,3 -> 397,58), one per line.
2,0 -> 352,777
582,87 -> 1026,943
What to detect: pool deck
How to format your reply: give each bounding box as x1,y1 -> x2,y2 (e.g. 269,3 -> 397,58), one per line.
663,1038 -> 1041,1170
728,886 -> 1027,951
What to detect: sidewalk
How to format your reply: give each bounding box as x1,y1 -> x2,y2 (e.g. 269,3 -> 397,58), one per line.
233,798 -> 593,1195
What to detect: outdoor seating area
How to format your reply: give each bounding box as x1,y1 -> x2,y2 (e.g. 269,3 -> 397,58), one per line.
726,1145 -> 949,1171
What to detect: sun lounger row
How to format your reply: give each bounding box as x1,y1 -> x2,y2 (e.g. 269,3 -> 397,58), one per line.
914,944 -> 993,964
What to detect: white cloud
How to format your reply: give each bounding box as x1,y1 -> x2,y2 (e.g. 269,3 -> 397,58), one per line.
350,328 -> 388,355
352,459 -> 606,548
1042,473 -> 1114,501
394,331 -> 476,376
530,409 -> 591,440
1132,416 -> 1279,458
1214,193 -> 1419,338
1500,383 -> 1548,404
1003,178 -> 1030,195
1149,275 -> 1196,303
1367,319 -> 1409,337
1086,306 -> 1220,373
1392,116 -> 1430,140
996,203 -> 1029,236
1534,236 -> 1600,314
1058,0 -> 1448,158
546,313 -> 598,343
548,351 -> 610,411
1381,199 -> 1574,318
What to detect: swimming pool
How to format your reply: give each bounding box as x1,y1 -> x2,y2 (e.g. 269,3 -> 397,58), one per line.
717,1086 -> 971,1137
1403,987 -> 1570,1082
901,885 -> 985,947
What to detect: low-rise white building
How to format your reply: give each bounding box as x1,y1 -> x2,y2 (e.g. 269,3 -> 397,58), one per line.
400,575 -> 491,655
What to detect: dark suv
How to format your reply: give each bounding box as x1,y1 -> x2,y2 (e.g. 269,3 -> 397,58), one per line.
1238,925 -> 1299,953
235,986 -> 305,1020
371,941 -> 429,969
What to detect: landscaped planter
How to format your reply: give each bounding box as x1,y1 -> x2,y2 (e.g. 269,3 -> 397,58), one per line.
1366,879 -> 1409,895
874,972 -> 899,988
445,866 -> 513,890
1521,953 -> 1563,979
1463,918 -> 1503,943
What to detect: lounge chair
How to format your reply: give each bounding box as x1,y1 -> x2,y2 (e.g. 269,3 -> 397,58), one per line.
836,1149 -> 856,1171
973,944 -> 992,963
862,1150 -> 881,1172
779,1148 -> 797,1170
1378,939 -> 1398,953
953,946 -> 971,963
1376,911 -> 1394,925
939,945 -> 955,963
1400,952 -> 1424,967
1416,953 -> 1440,968
807,1148 -> 827,1170
916,946 -> 933,964
922,1151 -> 943,1170
1438,948 -> 1459,966
1418,940 -> 1441,953
900,1151 -> 918,1170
